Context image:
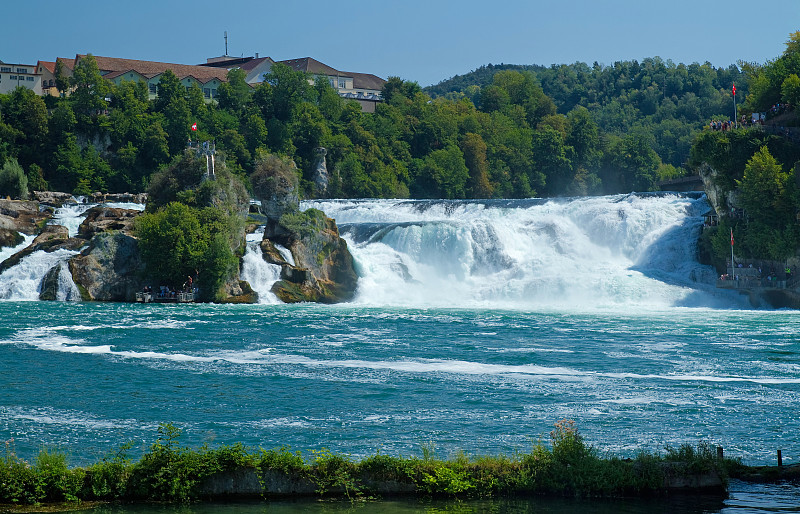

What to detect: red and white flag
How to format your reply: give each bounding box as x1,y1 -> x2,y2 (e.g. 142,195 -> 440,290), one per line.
191,122 -> 197,131
730,228 -> 734,246
732,84 -> 736,96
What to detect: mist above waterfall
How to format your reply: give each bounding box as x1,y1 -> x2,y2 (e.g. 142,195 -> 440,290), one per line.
305,194 -> 744,310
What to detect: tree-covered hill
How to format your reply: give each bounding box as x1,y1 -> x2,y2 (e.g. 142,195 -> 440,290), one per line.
426,58 -> 746,170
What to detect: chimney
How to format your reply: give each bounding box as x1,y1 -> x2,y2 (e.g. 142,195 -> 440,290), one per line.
256,52 -> 259,58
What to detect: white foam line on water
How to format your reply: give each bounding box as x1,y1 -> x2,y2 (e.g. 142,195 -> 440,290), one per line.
1,406 -> 157,431
7,327 -> 797,384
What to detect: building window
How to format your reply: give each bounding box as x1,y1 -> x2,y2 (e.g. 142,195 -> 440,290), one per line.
9,76 -> 17,80
149,83 -> 157,94
26,76 -> 34,81
16,68 -> 27,74
211,89 -> 217,99
203,88 -> 210,98
0,67 -> 10,72
329,78 -> 335,87
338,78 -> 346,88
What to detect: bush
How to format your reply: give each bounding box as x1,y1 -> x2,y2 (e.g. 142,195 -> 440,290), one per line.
0,158 -> 28,200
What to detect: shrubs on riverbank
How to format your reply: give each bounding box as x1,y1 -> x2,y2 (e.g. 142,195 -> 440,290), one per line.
0,421 -> 733,506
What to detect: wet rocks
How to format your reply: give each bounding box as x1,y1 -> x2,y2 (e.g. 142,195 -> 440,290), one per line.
263,209 -> 358,304
69,232 -> 145,302
0,199 -> 51,235
78,206 -> 139,239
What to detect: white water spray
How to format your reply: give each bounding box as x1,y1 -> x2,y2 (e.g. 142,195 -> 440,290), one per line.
55,261 -> 81,301
48,203 -> 94,237
0,234 -> 35,266
241,227 -> 282,304
304,194 -> 744,310
0,249 -> 80,301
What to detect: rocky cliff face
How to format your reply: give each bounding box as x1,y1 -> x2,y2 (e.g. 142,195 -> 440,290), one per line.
261,209 -> 358,303
70,232 -> 145,301
698,162 -> 740,217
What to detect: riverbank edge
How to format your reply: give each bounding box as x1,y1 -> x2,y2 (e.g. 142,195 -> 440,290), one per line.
0,422 -> 748,510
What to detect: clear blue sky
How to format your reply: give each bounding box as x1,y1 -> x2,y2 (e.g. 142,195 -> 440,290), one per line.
5,0 -> 799,87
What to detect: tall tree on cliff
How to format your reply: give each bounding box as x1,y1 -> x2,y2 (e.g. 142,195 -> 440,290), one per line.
154,69 -> 191,156
70,54 -> 110,125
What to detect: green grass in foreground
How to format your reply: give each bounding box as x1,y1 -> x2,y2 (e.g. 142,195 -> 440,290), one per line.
0,420 -> 735,505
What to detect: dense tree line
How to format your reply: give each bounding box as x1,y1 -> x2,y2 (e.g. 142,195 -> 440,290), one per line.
0,53 -> 691,201
427,58 -> 745,171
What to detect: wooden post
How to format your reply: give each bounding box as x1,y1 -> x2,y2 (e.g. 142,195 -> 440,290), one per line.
717,446 -> 723,460
778,449 -> 783,467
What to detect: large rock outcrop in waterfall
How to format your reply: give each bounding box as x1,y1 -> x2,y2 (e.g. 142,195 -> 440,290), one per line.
249,153 -> 357,303
69,231 -> 145,301
260,209 -> 358,303
62,207 -> 146,301
78,206 -> 139,239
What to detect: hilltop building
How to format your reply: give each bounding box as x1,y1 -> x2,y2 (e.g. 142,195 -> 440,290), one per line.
3,52 -> 386,111
201,54 -> 386,112
0,60 -> 41,95
53,54 -> 228,101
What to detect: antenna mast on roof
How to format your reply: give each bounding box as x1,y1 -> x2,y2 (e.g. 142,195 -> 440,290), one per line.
224,31 -> 228,56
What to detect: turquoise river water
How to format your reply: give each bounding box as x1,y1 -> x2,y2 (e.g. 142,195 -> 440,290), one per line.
1,194 -> 799,512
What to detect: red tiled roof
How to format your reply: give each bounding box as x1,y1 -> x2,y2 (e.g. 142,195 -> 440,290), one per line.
279,57 -> 348,77
78,54 -> 229,84
39,61 -> 56,74
55,57 -> 76,71
346,71 -> 386,91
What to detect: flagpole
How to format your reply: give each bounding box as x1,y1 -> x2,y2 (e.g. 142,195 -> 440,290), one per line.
730,227 -> 735,279
733,83 -> 737,127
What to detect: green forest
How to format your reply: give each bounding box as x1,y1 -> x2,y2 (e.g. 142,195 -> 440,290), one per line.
0,49 -> 745,202
0,34 -> 799,216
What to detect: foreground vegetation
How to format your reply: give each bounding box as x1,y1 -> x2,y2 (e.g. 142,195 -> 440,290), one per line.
0,421 -> 736,506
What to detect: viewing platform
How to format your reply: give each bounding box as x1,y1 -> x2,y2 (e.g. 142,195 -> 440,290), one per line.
136,291 -> 195,303
717,258 -> 800,308
717,258 -> 798,290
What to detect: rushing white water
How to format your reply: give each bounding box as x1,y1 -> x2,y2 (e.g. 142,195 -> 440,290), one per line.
304,194 -> 746,310
0,233 -> 35,264
241,227 -> 282,304
0,248 -> 80,300
55,261 -> 81,301
48,203 -> 95,237
48,201 -> 145,238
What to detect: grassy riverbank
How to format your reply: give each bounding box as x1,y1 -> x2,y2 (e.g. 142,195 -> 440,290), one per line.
1,421 -> 734,507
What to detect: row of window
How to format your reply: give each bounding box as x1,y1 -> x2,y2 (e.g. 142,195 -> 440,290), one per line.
145,82 -> 218,98
0,67 -> 30,74
1,75 -> 35,81
327,77 -> 348,88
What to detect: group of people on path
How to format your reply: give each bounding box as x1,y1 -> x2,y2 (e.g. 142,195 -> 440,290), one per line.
140,271 -> 199,299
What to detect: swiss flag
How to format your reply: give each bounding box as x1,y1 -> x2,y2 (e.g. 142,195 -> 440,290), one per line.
191,122 -> 197,131
732,84 -> 736,96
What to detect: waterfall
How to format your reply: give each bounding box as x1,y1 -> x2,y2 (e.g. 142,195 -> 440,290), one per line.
55,261 -> 81,301
0,248 -> 80,301
0,234 -> 35,265
240,227 -> 282,304
304,193 -> 744,310
49,203 -> 95,237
